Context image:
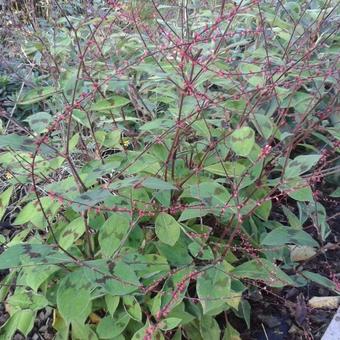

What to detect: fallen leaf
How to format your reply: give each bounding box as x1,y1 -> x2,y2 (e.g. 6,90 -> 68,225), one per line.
308,296 -> 340,309
290,245 -> 316,261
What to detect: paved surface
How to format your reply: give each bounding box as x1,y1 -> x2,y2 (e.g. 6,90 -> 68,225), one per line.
322,307 -> 340,340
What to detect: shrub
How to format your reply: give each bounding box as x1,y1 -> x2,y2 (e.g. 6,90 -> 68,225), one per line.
0,0 -> 339,339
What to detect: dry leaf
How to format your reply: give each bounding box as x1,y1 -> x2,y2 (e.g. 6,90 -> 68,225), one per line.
308,296 -> 340,309
290,245 -> 317,261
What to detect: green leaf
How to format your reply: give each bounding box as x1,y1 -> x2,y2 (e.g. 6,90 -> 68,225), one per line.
222,323 -> 241,340
141,177 -> 177,190
288,186 -> 314,202
131,324 -> 148,340
57,269 -> 92,322
282,206 -> 301,229
58,217 -> 85,250
200,315 -> 221,339
280,178 -> 314,202
197,263 -> 231,314
83,259 -> 140,296
8,290 -> 48,311
159,317 -> 182,331
156,238 -> 192,266
18,265 -> 59,292
17,86 -> 58,105
105,295 -> 120,317
155,212 -> 181,246
239,63 -> 265,87
0,134 -> 36,153
71,321 -> 98,340
91,96 -> 130,111
204,161 -> 246,177
238,299 -> 251,329
252,114 -> 273,139
0,310 -> 35,338
179,206 -> 210,221
231,259 -> 295,287
98,213 -> 130,257
192,120 -> 210,138
302,271 -> 339,293
284,155 -> 321,178
261,227 -> 319,247
0,185 -> 13,220
24,112 -> 52,133
71,189 -> 112,212
14,196 -> 60,229
0,243 -> 72,270
96,311 -> 130,339
228,127 -> 255,156
123,296 -> 142,321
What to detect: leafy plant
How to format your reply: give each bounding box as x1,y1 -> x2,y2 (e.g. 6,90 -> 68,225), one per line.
0,0 -> 339,339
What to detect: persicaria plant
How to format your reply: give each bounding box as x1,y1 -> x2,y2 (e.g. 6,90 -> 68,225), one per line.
0,0 -> 339,339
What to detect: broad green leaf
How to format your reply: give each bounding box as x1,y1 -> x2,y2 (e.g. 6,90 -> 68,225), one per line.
91,96 -> 130,111
155,212 -> 181,246
156,238 -> 192,266
131,324 -> 148,340
0,185 -> 13,220
204,161 -> 246,177
71,321 -> 98,340
0,310 -> 35,338
0,244 -> 72,270
238,299 -> 251,329
185,181 -> 231,206
72,109 -> 91,128
71,189 -> 112,212
239,63 -> 265,87
105,295 -> 120,317
98,213 -> 130,257
14,196 -> 60,229
57,269 -> 92,322
179,206 -> 210,221
123,296 -> 142,321
261,227 -> 319,247
282,206 -> 301,229
24,112 -> 52,133
288,186 -> 314,202
200,315 -> 221,339
252,114 -> 273,139
18,265 -> 59,292
284,155 -> 321,178
159,317 -> 182,331
96,311 -> 130,339
142,177 -> 177,190
228,127 -> 255,156
192,120 -> 210,138
17,86 -> 58,105
8,290 -> 48,311
302,271 -> 339,293
59,68 -> 82,101
231,259 -> 295,287
197,263 -> 231,314
0,134 -> 36,153
222,323 -> 241,340
280,178 -> 314,202
58,217 -> 85,250
83,259 -> 140,296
